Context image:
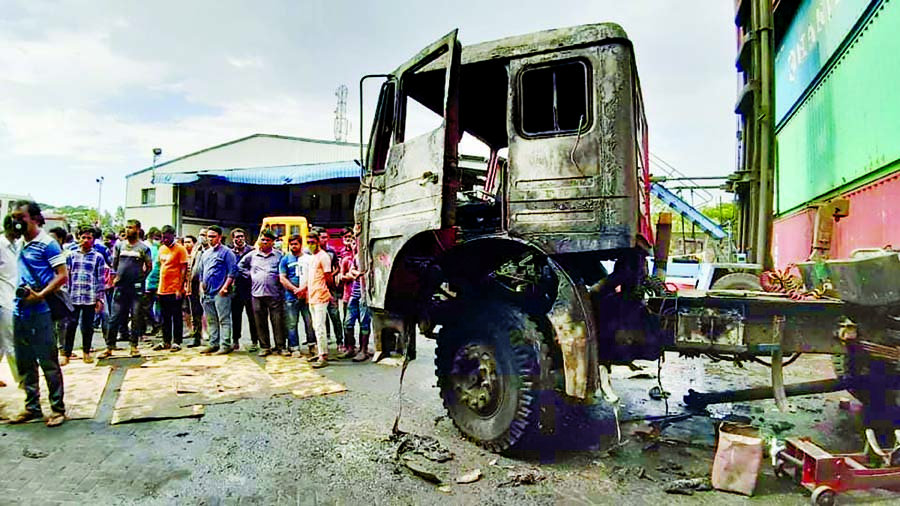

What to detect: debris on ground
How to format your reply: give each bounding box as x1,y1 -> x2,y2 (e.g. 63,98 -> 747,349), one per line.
628,373 -> 655,380
498,468 -> 547,487
390,432 -> 454,484
402,453 -> 443,483
768,420 -> 795,434
655,460 -> 688,477
455,469 -> 482,484
391,432 -> 454,463
648,385 -> 671,400
611,465 -> 655,483
720,414 -> 752,425
437,485 -> 453,494
23,448 -> 48,459
662,477 -> 713,495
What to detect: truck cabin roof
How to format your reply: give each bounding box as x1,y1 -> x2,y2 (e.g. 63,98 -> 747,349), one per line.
397,23 -> 631,151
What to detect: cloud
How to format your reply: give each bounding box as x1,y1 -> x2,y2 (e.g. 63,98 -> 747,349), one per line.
227,55 -> 265,69
0,0 -> 740,214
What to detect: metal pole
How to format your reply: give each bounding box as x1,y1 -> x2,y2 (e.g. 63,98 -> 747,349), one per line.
755,0 -> 776,271
96,177 -> 104,220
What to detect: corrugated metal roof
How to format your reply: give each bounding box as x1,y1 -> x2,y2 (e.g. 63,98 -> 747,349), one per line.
129,133 -> 362,177
152,160 -> 361,186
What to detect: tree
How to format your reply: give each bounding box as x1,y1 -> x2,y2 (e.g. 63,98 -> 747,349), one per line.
42,204 -> 117,232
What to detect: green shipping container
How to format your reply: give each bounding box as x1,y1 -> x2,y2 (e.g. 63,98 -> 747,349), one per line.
776,0 -> 900,215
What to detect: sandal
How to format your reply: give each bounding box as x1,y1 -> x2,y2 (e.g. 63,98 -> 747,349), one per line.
46,412 -> 66,427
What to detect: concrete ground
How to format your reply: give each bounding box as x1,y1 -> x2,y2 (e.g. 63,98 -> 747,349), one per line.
2,324 -> 900,505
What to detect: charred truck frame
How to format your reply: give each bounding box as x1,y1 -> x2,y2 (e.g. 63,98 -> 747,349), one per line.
356,24 -> 900,452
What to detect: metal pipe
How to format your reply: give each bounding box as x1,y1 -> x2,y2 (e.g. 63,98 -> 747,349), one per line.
683,378 -> 844,409
653,212 -> 673,282
651,176 -> 731,182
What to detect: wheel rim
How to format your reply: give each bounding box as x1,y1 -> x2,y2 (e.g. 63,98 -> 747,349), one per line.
450,344 -> 503,417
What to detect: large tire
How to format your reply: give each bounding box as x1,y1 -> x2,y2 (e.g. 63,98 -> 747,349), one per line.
435,300 -> 546,452
711,272 -> 762,291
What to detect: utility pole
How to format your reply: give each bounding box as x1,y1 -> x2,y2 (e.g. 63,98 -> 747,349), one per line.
730,0 -> 776,270
96,176 -> 104,224
334,84 -> 349,142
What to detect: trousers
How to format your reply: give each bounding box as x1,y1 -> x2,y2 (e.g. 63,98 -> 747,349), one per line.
159,294 -> 183,346
232,290 -> 258,346
311,303 -> 329,357
285,298 -> 314,349
252,296 -> 286,350
0,306 -> 20,384
14,310 -> 65,415
106,285 -> 143,347
201,293 -> 233,348
64,304 -> 96,355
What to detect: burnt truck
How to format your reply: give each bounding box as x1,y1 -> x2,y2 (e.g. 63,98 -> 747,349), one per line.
354,24 -> 900,452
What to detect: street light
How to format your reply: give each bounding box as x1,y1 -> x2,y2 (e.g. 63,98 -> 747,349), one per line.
152,148 -> 162,179
96,176 -> 104,225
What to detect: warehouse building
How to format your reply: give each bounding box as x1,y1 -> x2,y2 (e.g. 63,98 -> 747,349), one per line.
124,134 -> 362,237
125,133 -> 489,238
770,0 -> 900,265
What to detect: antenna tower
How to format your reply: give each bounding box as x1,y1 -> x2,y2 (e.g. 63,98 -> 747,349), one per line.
334,84 -> 349,142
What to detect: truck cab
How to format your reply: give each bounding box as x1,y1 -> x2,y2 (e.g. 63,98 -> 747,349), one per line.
357,24 -> 659,451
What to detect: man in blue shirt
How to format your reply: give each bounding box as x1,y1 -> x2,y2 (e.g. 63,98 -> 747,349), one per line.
279,234 -> 315,357
8,201 -> 68,427
198,225 -> 237,355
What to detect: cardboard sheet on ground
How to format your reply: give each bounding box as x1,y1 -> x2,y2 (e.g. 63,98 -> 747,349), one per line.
0,359 -> 110,422
264,356 -> 347,398
111,353 -> 346,424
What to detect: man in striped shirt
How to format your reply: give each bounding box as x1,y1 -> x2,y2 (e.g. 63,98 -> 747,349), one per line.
62,226 -> 107,365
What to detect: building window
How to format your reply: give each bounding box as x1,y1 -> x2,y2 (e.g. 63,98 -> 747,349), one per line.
141,188 -> 156,205
309,194 -> 320,210
519,60 -> 590,137
349,192 -> 357,210
330,193 -> 343,212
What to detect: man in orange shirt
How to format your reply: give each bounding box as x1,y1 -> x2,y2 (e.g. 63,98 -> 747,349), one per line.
305,230 -> 334,369
154,225 -> 189,351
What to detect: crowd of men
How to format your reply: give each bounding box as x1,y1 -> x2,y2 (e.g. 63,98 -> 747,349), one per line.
0,199 -> 371,428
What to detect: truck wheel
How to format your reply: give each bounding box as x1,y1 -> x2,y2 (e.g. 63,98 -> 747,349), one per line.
711,272 -> 762,290
435,301 -> 545,452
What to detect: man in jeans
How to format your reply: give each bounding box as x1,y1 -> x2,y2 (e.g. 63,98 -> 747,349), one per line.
184,229 -> 208,347
230,228 -> 258,351
198,225 -> 236,355
141,227 -> 162,337
305,231 -> 334,369
0,215 -> 21,388
279,234 -> 315,357
9,201 -> 68,427
99,219 -> 151,359
238,230 -> 286,357
153,225 -> 188,352
62,226 -> 107,365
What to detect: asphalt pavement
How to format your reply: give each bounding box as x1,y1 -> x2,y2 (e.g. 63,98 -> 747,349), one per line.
2,330 -> 899,505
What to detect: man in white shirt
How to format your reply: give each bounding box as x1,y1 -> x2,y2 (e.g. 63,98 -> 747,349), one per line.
0,215 -> 21,387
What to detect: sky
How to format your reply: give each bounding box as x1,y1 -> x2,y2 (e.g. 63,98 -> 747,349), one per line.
0,0 -> 738,213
